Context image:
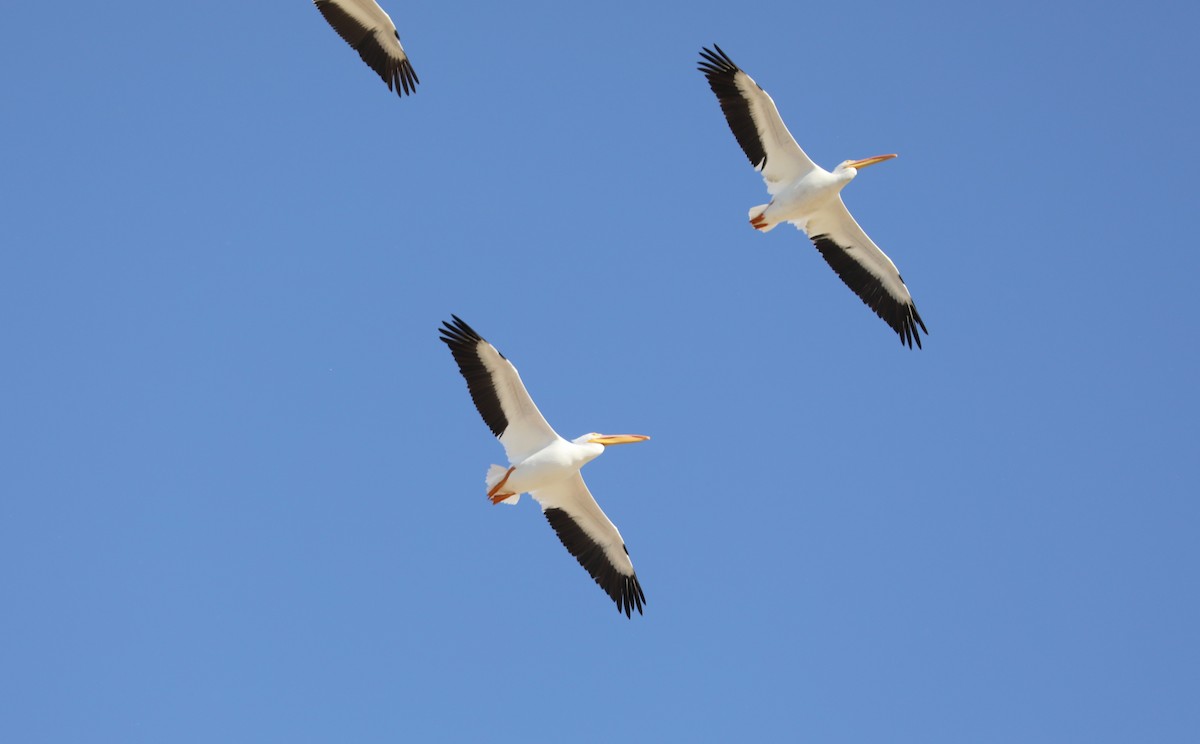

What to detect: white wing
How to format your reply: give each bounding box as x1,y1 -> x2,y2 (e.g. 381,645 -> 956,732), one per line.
800,197 -> 928,348
439,316 -> 560,464
532,472 -> 646,617
699,45 -> 817,195
313,0 -> 419,96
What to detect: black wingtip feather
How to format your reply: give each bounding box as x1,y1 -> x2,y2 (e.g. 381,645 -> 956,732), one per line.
810,235 -> 929,349
544,508 -> 646,618
439,316 -> 510,438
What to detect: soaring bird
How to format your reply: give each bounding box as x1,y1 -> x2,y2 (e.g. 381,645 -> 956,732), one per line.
698,45 -> 927,348
439,316 -> 649,617
313,0 -> 419,97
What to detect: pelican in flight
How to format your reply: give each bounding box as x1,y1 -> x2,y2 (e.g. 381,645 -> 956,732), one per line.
698,45 -> 927,348
439,316 -> 649,617
313,0 -> 419,97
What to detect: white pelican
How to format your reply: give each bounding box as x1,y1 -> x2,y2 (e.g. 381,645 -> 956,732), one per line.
698,45 -> 928,348
439,316 -> 649,617
313,0 -> 419,96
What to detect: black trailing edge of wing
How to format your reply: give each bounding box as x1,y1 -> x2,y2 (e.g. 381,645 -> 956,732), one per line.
544,508 -> 646,618
811,235 -> 929,349
439,315 -> 510,438
698,45 -> 768,171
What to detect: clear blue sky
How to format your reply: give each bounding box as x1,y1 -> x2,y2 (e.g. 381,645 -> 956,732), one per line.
2,1 -> 1198,741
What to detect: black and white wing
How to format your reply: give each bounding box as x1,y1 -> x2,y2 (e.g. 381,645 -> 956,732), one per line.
803,197 -> 928,348
698,45 -> 816,195
439,316 -> 559,464
313,0 -> 419,96
532,473 -> 646,617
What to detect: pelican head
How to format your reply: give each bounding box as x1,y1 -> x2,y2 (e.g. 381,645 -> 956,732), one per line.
837,153 -> 898,176
576,433 -> 651,447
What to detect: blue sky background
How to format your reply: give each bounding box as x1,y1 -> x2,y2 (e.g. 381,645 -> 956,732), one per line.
2,1 -> 1198,741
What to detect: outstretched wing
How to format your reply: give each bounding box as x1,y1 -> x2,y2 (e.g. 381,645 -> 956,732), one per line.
698,45 -> 816,195
801,197 -> 928,348
314,0 -> 419,96
532,473 -> 646,618
439,316 -> 560,463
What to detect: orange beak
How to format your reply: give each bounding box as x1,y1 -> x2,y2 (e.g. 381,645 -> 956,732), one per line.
845,153 -> 897,169
589,434 -> 651,446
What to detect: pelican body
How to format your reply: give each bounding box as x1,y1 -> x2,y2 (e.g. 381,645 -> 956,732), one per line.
439,316 -> 649,617
751,154 -> 898,234
489,434 -> 644,501
493,437 -> 601,498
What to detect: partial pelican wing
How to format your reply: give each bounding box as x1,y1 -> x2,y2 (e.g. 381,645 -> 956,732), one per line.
313,0 -> 419,96
531,473 -> 646,617
800,197 -> 928,348
439,316 -> 559,463
698,45 -> 816,195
